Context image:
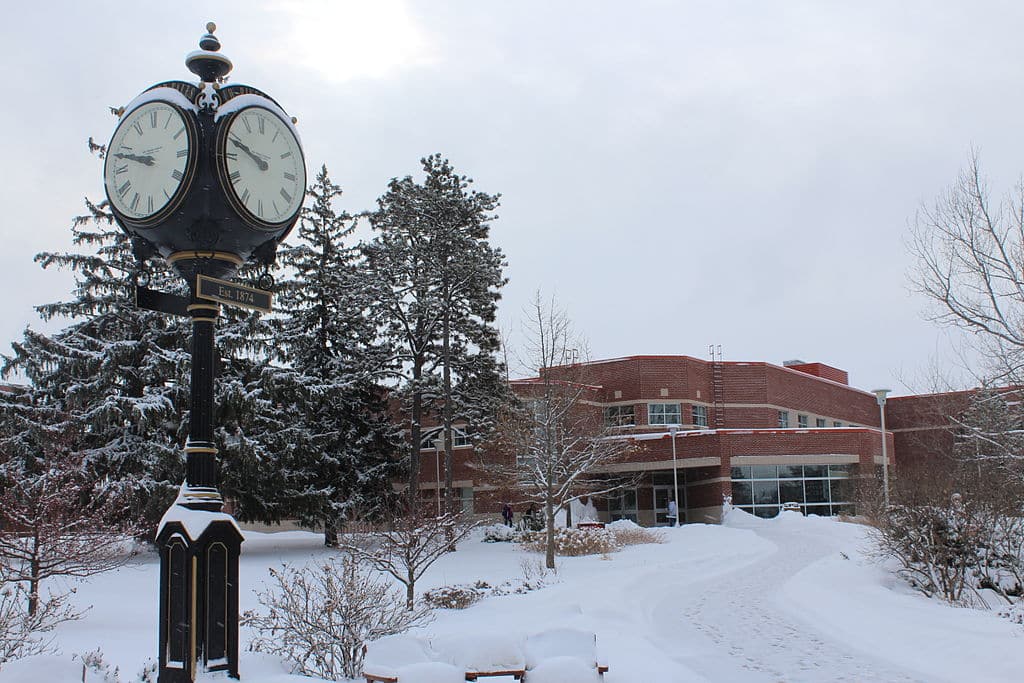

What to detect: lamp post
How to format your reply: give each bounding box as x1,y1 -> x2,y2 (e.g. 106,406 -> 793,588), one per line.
433,436 -> 444,517
102,24 -> 305,683
872,388 -> 891,508
669,424 -> 680,527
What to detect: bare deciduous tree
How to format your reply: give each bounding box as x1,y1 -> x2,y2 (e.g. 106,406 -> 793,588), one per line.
909,152 -> 1024,383
340,512 -> 477,609
486,294 -> 633,569
0,447 -> 140,616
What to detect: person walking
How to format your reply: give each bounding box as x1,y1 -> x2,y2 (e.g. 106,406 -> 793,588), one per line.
667,498 -> 678,527
501,502 -> 513,527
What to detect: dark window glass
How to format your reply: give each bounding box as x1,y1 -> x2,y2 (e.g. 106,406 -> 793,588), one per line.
804,479 -> 828,503
753,480 -> 779,505
754,506 -> 778,519
692,405 -> 708,427
816,418 -> 826,428
778,465 -> 802,479
731,481 -> 752,506
805,504 -> 832,517
731,466 -> 751,480
779,479 -> 803,503
751,465 -> 777,479
830,479 -> 852,503
604,405 -> 635,427
803,464 -> 827,478
832,504 -> 854,517
829,464 -> 851,478
798,414 -> 809,428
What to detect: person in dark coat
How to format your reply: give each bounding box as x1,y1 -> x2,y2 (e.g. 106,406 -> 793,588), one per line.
501,502 -> 513,527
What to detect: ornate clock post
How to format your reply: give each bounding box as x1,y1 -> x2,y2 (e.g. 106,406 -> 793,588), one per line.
102,24 -> 306,682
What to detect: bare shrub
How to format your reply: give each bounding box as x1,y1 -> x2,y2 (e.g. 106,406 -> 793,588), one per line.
482,524 -> 515,543
0,581 -> 82,668
522,527 -> 621,557
422,582 -> 489,609
73,647 -> 121,682
870,453 -> 1024,611
243,555 -> 431,681
607,521 -> 665,546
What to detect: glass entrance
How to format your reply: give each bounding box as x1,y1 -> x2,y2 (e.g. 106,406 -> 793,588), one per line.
653,483 -> 685,525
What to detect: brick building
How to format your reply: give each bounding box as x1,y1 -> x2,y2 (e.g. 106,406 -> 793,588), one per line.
416,355 -> 909,525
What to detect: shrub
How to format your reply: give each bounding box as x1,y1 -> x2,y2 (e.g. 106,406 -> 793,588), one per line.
482,524 -> 515,543
0,581 -> 82,668
244,555 -> 431,680
607,520 -> 665,546
422,582 -> 489,609
522,527 -> 621,557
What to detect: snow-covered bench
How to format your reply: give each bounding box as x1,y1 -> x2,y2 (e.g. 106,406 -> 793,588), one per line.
363,635 -> 465,683
524,628 -> 608,681
432,632 -> 526,680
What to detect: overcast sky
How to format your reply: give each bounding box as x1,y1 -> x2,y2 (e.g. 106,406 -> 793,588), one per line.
3,1 -> 1021,394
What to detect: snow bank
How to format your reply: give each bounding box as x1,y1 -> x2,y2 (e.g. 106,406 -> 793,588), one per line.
780,522 -> 1024,683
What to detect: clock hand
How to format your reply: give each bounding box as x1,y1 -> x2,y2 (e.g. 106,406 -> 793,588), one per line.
113,152 -> 156,166
229,137 -> 269,171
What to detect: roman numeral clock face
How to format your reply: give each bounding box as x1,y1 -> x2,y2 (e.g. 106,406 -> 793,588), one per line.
220,106 -> 305,228
103,101 -> 193,223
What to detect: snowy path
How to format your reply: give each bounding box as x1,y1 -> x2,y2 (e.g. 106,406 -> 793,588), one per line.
652,515 -> 923,682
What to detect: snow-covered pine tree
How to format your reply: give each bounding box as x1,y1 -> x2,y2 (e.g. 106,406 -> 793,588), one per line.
365,155 -> 507,517
261,165 -> 398,545
2,196 -> 191,530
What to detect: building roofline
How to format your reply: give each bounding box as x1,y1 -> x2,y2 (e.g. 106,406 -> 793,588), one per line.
532,355 -> 876,397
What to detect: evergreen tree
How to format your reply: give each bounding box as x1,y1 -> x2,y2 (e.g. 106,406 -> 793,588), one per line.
251,166 -> 398,545
2,198 -> 191,530
365,155 -> 507,516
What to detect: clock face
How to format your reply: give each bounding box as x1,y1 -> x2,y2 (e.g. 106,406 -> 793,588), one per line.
103,101 -> 193,223
220,106 -> 305,229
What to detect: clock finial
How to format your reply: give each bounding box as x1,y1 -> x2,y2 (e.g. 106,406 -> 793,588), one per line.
186,21 -> 233,83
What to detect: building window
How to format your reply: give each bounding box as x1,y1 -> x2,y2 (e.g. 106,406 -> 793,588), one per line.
815,418 -> 826,428
420,427 -> 471,449
797,414 -> 808,428
604,405 -> 635,428
692,405 -> 708,428
648,403 -> 681,425
607,488 -> 638,522
777,411 -> 789,428
833,421 -> 842,428
730,463 -> 855,518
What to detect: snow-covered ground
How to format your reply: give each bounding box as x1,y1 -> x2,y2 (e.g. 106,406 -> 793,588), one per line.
2,509 -> 1022,682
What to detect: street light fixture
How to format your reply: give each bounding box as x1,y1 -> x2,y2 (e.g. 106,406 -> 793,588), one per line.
668,424 -> 680,527
872,388 -> 891,508
433,436 -> 444,517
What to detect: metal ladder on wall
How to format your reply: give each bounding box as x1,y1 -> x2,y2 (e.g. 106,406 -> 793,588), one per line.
709,344 -> 724,428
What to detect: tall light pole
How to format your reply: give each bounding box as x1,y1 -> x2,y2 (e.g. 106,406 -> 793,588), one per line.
433,436 -> 444,516
669,424 -> 680,527
872,389 -> 891,508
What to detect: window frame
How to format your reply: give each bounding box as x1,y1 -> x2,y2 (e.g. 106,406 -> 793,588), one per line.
647,402 -> 682,426
604,404 -> 636,428
692,404 -> 708,428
